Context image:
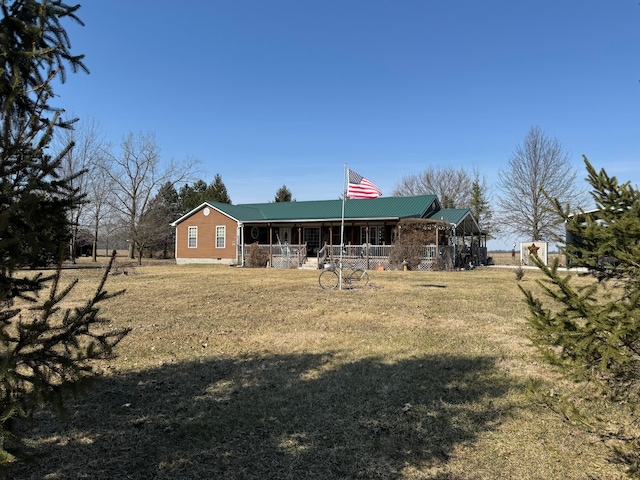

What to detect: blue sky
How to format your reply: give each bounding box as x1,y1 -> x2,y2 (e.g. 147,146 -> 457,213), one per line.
56,1 -> 640,249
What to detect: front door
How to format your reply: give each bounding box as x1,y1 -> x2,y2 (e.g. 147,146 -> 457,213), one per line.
278,227 -> 292,245
303,227 -> 320,254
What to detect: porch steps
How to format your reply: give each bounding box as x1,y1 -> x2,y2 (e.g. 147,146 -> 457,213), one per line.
299,257 -> 319,270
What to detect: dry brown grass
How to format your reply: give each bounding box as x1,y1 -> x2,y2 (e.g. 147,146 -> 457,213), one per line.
7,263 -> 624,479
490,251 -> 566,267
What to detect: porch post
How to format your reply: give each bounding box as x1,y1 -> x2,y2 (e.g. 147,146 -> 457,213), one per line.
365,224 -> 370,270
298,225 -> 301,266
453,223 -> 457,268
435,225 -> 439,270
269,224 -> 273,267
329,225 -> 333,260
238,223 -> 244,266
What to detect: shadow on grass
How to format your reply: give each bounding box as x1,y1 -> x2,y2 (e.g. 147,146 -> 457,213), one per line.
9,353 -> 518,480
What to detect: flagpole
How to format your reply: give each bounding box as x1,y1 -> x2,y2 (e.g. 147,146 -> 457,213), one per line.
340,163 -> 347,290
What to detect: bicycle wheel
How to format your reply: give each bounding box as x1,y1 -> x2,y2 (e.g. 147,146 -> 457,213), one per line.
349,269 -> 369,287
319,270 -> 339,289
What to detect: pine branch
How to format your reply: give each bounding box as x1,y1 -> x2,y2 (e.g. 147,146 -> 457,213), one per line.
1,251 -> 129,462
524,156 -> 640,475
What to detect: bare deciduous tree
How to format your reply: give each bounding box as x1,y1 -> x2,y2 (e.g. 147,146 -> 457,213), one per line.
103,132 -> 197,261
55,117 -> 106,263
86,149 -> 117,261
497,126 -> 589,242
393,166 -> 473,208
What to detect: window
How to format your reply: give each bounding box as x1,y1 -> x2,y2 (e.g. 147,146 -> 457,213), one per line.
216,226 -> 225,248
360,226 -> 384,245
188,226 -> 197,248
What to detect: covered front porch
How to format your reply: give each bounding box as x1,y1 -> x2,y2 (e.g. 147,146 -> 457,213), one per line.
236,219 -> 487,271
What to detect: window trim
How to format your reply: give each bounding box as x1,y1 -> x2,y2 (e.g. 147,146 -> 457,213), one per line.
188,226 -> 198,248
216,225 -> 226,249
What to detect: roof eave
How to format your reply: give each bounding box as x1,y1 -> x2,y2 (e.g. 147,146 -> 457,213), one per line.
245,216 -> 403,224
171,201 -> 241,226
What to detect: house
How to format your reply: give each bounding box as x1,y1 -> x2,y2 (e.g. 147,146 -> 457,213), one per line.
170,195 -> 486,270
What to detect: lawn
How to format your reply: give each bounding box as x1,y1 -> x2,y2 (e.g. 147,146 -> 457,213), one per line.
7,259 -> 623,479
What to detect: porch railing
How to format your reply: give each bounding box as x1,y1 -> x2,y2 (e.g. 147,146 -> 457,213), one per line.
238,243 -> 307,268
317,244 -> 457,271
240,242 -> 485,271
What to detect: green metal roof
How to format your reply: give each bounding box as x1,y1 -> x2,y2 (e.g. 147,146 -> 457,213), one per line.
428,208 -> 469,225
172,195 -> 482,235
427,208 -> 481,235
189,195 -> 438,223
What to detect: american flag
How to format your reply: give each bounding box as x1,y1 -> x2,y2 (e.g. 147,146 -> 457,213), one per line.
347,169 -> 382,199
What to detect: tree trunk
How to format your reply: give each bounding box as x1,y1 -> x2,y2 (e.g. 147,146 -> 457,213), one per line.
92,221 -> 98,262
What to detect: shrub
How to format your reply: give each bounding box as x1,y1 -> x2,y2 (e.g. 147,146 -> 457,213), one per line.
247,243 -> 269,268
389,229 -> 425,270
389,219 -> 445,270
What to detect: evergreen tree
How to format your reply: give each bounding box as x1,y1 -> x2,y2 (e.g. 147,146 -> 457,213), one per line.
178,179 -> 208,214
469,172 -> 495,238
0,1 -> 129,465
207,173 -> 231,204
157,181 -> 181,219
0,0 -> 87,275
178,174 -> 231,213
440,194 -> 455,209
274,184 -> 293,202
522,156 -> 640,476
137,182 -> 180,259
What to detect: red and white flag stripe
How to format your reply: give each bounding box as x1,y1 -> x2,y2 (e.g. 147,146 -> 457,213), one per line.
347,169 -> 382,199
